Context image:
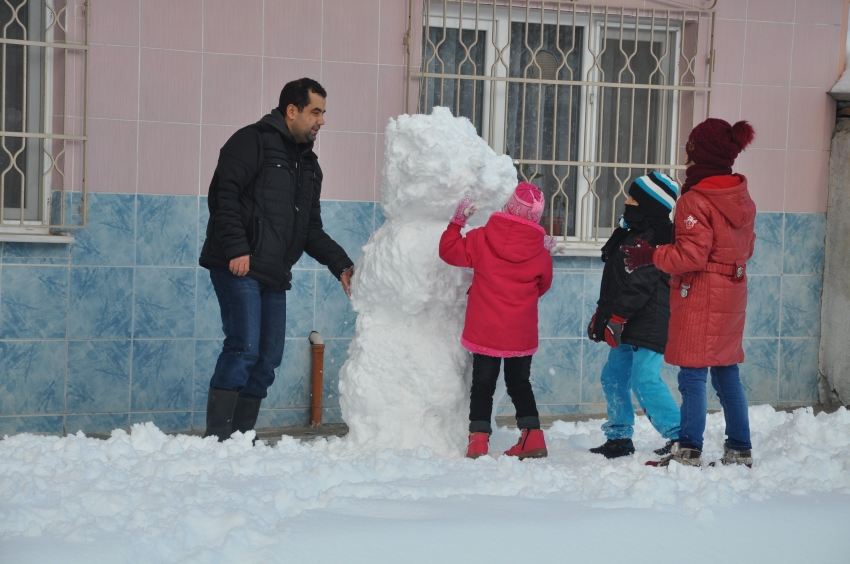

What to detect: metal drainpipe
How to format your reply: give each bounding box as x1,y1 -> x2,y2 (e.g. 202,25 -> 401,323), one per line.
308,331 -> 325,427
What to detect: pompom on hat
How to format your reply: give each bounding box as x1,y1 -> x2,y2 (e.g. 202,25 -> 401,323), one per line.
505,182 -> 545,223
686,118 -> 755,169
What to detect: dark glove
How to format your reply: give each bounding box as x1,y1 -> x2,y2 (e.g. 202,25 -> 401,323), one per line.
587,312 -> 600,342
620,238 -> 656,273
588,309 -> 606,342
604,315 -> 627,348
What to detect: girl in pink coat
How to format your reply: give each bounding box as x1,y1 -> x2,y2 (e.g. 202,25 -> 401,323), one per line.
439,182 -> 554,459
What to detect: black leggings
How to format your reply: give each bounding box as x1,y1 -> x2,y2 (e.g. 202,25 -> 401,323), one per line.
469,353 -> 540,434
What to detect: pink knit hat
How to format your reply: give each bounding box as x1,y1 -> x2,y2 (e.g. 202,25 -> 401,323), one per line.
505,182 -> 545,223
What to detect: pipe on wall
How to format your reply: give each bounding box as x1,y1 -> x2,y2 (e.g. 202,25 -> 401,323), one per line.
309,331 -> 325,427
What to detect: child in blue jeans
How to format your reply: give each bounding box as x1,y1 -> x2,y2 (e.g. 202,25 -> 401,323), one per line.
587,173 -> 681,458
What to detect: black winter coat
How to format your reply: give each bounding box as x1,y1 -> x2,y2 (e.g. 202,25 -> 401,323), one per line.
592,222 -> 672,354
199,110 -> 353,290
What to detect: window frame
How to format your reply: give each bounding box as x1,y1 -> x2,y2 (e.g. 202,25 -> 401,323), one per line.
0,0 -> 88,242
412,1 -> 714,255
580,18 -> 682,241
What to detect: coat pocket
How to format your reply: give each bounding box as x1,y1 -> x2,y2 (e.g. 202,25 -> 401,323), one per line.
251,217 -> 266,254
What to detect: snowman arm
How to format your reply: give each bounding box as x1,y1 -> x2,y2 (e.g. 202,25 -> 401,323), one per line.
439,223 -> 475,268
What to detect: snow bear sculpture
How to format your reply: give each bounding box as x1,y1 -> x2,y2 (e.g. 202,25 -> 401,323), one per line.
338,107 -> 517,456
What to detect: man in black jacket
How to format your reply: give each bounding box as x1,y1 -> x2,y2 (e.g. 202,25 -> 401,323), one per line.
199,78 -> 354,441
586,172 -> 681,459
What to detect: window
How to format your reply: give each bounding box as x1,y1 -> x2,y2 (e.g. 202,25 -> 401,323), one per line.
413,1 -> 714,251
0,0 -> 88,238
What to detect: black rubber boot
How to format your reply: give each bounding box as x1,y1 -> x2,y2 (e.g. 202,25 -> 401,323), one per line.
202,388 -> 239,442
232,396 -> 262,437
589,438 -> 635,459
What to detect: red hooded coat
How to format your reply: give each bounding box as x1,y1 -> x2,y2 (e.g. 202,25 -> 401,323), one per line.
439,212 -> 553,357
653,175 -> 756,367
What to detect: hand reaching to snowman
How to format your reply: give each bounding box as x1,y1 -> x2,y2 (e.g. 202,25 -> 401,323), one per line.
449,198 -> 476,227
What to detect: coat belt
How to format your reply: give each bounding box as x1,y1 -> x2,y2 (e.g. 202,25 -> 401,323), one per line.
703,261 -> 745,279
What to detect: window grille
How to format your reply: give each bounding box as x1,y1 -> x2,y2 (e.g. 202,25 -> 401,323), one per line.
0,0 -> 88,235
409,0 -> 716,252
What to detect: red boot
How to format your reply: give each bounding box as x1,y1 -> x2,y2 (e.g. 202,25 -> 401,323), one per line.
466,433 -> 489,459
505,429 -> 548,459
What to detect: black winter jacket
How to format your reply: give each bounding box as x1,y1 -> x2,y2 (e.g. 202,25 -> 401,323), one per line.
592,222 -> 672,354
199,110 -> 353,290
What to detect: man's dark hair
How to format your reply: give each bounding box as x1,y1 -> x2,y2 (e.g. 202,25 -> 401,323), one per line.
278,78 -> 327,113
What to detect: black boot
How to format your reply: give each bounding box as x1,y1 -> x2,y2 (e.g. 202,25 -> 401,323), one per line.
232,396 -> 262,436
654,440 -> 676,456
589,438 -> 635,459
203,388 -> 239,442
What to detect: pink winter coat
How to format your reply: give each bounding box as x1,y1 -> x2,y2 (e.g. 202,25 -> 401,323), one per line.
653,175 -> 756,367
439,212 -> 553,357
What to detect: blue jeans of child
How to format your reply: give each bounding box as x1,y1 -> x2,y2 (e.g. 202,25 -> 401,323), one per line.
600,344 -> 680,441
209,266 -> 287,399
678,365 -> 751,451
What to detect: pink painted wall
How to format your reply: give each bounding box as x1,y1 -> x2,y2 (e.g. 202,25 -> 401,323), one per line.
86,0 -> 409,201
707,0 -> 844,213
85,0 -> 845,211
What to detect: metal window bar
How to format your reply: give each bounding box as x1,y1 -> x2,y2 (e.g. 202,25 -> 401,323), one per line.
410,0 -> 715,246
0,0 -> 88,232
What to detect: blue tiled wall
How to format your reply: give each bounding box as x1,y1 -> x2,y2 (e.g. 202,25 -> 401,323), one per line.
0,197 -> 824,435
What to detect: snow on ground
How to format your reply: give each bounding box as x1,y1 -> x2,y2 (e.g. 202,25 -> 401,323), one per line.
2,405 -> 849,563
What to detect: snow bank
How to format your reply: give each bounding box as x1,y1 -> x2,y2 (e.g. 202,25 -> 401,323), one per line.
1,406 -> 849,562
339,108 -> 517,456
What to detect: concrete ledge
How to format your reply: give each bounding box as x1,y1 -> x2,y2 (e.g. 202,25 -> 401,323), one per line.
72,405 -> 841,444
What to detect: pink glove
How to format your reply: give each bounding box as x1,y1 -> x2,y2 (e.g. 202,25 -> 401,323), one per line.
544,235 -> 557,252
620,238 -> 656,273
450,198 -> 476,227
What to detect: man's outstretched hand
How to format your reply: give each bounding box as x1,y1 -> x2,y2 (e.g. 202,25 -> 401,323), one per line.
620,238 -> 656,273
340,266 -> 354,297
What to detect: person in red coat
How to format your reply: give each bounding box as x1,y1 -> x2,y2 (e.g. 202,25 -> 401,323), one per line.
622,118 -> 757,468
439,182 -> 554,460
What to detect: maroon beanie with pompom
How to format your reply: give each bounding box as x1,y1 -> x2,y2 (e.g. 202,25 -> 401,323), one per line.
682,118 -> 755,193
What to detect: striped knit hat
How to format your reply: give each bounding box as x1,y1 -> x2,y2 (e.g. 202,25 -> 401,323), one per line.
628,172 -> 679,218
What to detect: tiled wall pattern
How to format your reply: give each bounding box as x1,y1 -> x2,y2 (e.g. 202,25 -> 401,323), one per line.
0,196 -> 824,435
707,0 -> 844,213
86,0 -> 408,202
85,0 -> 845,211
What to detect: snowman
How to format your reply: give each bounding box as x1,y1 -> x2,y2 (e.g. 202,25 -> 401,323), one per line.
338,107 -> 517,457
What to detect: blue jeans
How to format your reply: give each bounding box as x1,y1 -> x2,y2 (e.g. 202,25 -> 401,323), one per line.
600,344 -> 680,441
209,266 -> 287,399
678,365 -> 751,451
